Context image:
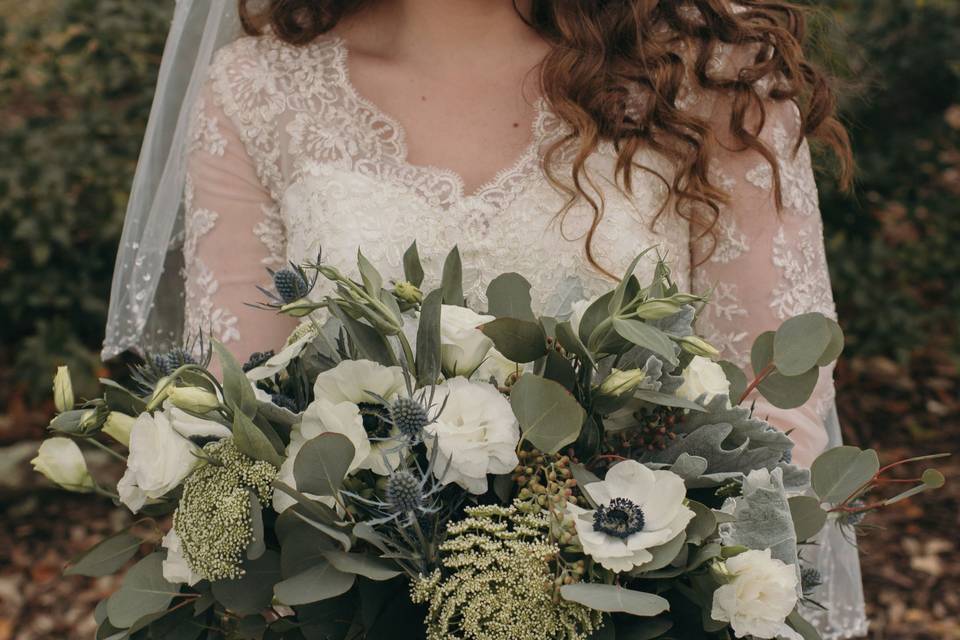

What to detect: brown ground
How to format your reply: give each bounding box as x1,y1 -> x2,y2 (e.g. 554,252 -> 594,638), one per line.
0,350 -> 957,639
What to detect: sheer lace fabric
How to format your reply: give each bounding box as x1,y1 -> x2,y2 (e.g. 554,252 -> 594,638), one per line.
182,34 -> 865,637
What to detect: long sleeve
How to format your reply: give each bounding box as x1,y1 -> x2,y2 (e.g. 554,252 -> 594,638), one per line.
182,83 -> 297,362
691,97 -> 838,468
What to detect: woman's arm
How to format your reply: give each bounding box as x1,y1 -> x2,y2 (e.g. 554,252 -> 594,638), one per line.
183,84 -> 296,363
691,97 -> 838,467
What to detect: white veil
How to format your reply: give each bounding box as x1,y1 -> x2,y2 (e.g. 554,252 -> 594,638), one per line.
102,0 -> 244,360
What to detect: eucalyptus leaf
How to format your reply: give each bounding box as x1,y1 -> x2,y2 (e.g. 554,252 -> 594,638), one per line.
630,533 -> 687,574
480,317 -> 547,363
214,341 -> 257,418
233,408 -> 283,468
328,301 -> 397,367
612,318 -> 678,366
402,242 -> 425,287
773,313 -> 833,376
65,529 -> 141,577
555,320 -> 595,366
247,492 -> 266,560
751,332 -> 820,409
356,250 -> 384,297
788,495 -> 828,541
293,433 -> 356,497
441,246 -> 464,306
321,550 -> 401,581
416,289 -> 443,386
560,584 -> 670,617
810,446 -> 879,504
486,272 -> 536,321
106,553 -> 179,629
543,349 -> 577,391
212,550 -> 282,616
510,374 -> 585,454
817,319 -> 845,366
718,361 -> 747,405
274,560 -> 356,606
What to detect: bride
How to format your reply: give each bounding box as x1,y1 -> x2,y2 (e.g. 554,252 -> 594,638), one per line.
104,0 -> 867,636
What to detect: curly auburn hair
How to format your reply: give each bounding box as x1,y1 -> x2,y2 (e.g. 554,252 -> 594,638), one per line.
239,0 -> 852,274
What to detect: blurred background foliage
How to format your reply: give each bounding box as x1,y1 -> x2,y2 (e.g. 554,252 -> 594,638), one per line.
0,1 -> 958,638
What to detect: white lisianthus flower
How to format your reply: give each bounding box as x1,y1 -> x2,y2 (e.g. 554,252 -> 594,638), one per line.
439,305 -> 498,376
711,548 -> 799,639
274,397 -> 370,512
569,297 -> 598,339
473,348 -> 520,385
245,330 -> 316,382
161,529 -> 201,586
426,377 -> 520,494
676,356 -> 730,405
31,438 -> 95,493
166,404 -> 232,441
567,460 -> 694,573
118,411 -> 201,513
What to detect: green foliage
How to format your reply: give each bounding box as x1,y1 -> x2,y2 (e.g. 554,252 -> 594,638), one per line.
0,0 -> 172,399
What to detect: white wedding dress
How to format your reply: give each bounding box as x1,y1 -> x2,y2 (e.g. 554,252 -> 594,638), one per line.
179,33 -> 867,638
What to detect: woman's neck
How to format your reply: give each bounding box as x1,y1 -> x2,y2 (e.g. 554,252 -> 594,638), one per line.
338,0 -> 540,66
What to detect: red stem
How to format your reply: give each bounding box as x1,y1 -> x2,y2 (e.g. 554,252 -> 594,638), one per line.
738,363 -> 776,405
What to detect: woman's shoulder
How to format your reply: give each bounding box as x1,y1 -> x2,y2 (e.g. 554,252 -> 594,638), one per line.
207,32 -> 343,114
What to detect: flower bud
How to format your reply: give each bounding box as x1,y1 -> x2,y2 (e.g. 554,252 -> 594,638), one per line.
53,366 -> 74,413
280,299 -> 322,318
678,335 -> 721,359
145,376 -> 175,412
598,368 -> 647,398
634,299 -> 683,320
31,438 -> 94,493
168,386 -> 221,414
393,281 -> 424,304
103,412 -> 135,447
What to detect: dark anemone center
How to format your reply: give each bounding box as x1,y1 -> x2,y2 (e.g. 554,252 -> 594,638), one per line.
593,497 -> 645,539
358,402 -> 392,439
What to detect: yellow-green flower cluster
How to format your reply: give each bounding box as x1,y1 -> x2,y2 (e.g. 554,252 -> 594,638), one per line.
411,503 -> 602,640
173,438 -> 276,581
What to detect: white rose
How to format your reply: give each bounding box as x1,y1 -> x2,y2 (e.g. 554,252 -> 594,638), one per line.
676,356 -> 730,405
568,460 -> 694,573
439,305 -> 497,376
426,377 -> 520,494
118,411 -> 201,512
711,548 -> 799,639
274,397 -> 368,513
31,438 -> 94,493
161,529 -> 201,586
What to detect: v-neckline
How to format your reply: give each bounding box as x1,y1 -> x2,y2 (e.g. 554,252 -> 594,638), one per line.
328,35 -> 552,207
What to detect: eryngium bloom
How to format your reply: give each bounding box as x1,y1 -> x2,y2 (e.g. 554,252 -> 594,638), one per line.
411,503 -> 602,640
173,439 -> 276,581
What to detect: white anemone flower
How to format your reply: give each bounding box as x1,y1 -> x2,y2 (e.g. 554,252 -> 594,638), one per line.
567,460 -> 694,573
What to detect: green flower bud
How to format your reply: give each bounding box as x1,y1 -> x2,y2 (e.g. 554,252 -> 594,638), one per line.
394,280 -> 424,304
634,299 -> 684,320
145,376 -> 175,412
280,299 -> 322,318
598,368 -> 647,397
53,366 -> 74,413
31,438 -> 94,493
678,335 -> 721,359
103,412 -> 135,447
168,387 -> 221,414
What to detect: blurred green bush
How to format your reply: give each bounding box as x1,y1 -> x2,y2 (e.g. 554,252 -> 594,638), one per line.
0,0 -> 957,406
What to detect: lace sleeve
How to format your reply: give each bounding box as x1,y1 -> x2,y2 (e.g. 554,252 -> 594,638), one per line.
182,82 -> 296,362
690,97 -> 837,468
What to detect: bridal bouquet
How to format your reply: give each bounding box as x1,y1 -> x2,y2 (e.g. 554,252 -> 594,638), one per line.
35,246 -> 947,640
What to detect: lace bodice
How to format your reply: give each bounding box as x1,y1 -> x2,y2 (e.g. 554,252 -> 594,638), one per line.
184,33 -> 838,466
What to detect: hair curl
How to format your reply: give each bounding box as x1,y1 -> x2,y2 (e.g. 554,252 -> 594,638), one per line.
240,0 -> 852,274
